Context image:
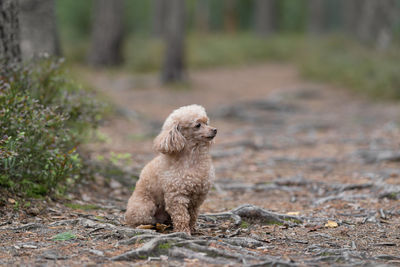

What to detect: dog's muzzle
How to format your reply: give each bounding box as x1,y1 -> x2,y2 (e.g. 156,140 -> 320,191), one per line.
207,128 -> 217,139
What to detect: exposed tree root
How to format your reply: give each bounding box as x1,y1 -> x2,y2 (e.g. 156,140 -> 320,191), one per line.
198,211 -> 242,226
111,204 -> 303,264
231,204 -> 303,225
215,182 -> 298,193
314,193 -> 369,206
168,246 -> 232,265
111,232 -> 192,261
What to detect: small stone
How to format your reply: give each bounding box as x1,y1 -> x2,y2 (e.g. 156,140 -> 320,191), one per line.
80,219 -> 98,228
81,194 -> 91,202
110,180 -> 122,189
27,208 -> 40,216
88,249 -> 104,256
42,250 -> 68,260
160,255 -> 168,261
22,244 -> 38,249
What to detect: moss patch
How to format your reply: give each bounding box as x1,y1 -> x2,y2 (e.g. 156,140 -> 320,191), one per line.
65,203 -> 100,211
240,221 -> 250,228
158,242 -> 172,250
52,231 -> 77,241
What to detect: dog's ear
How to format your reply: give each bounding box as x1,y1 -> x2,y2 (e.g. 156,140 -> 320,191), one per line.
153,124 -> 185,154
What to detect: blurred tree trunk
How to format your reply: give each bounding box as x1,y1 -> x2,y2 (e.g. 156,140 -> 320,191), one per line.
357,0 -> 399,50
195,0 -> 210,33
19,0 -> 61,60
152,0 -> 167,36
161,0 -> 186,83
254,0 -> 278,36
0,0 -> 21,67
342,0 -> 361,34
88,0 -> 124,66
307,0 -> 326,34
223,0 -> 237,33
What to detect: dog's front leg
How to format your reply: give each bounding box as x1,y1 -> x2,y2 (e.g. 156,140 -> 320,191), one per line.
189,205 -> 199,234
165,194 -> 191,235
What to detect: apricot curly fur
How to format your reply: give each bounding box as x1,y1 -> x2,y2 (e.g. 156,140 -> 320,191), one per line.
125,105 -> 217,235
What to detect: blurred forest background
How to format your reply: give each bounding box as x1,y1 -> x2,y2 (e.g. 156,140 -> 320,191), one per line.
55,0 -> 400,96
5,0 -> 400,92
1,0 -> 400,197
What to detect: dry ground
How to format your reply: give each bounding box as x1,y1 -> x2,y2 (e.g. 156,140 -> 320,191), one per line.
1,63 -> 400,266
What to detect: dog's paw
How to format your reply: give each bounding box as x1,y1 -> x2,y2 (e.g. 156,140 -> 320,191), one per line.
190,227 -> 197,235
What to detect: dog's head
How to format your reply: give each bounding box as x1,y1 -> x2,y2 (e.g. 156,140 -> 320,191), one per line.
153,104 -> 217,154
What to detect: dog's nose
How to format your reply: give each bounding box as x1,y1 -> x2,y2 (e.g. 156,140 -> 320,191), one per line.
212,128 -> 217,135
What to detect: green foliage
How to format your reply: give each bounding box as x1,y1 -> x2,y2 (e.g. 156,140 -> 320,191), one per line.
91,152 -> 138,186
56,0 -> 93,63
0,91 -> 79,197
56,0 -> 93,41
65,203 -> 99,210
26,59 -> 103,134
240,221 -> 249,228
109,152 -> 132,166
123,0 -> 152,35
283,218 -> 302,224
0,58 -> 102,197
298,36 -> 400,99
124,37 -> 163,73
278,0 -> 307,32
52,231 -> 77,241
158,242 -> 172,250
265,220 -> 284,226
13,200 -> 20,211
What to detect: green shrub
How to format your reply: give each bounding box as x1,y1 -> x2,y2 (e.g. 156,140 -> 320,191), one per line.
0,58 -> 102,197
298,35 -> 400,99
26,58 -> 103,135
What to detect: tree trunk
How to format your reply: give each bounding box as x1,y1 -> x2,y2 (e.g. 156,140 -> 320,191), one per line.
152,0 -> 167,36
254,0 -> 278,36
161,0 -> 186,83
19,0 -> 61,60
0,0 -> 21,67
88,0 -> 124,66
342,0 -> 362,35
307,0 -> 326,34
223,0 -> 237,33
195,0 -> 210,33
357,0 -> 399,50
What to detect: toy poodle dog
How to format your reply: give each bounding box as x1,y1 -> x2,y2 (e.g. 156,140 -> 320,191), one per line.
125,104 -> 217,235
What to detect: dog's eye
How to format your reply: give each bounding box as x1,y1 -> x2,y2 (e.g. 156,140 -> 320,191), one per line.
195,123 -> 201,128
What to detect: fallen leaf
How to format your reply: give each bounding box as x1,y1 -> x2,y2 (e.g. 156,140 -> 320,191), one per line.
325,220 -> 338,228
137,224 -> 154,229
8,198 -> 15,204
286,211 -> 300,216
156,223 -> 169,232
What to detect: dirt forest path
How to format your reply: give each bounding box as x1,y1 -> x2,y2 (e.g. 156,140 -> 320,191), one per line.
2,63 -> 400,266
